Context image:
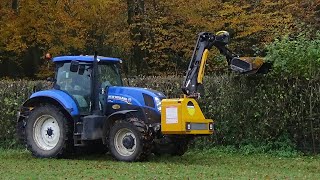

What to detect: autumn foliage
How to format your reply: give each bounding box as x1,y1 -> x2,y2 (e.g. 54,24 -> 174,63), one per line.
0,0 -> 319,78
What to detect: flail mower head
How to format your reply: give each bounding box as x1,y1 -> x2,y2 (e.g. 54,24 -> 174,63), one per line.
230,57 -> 272,74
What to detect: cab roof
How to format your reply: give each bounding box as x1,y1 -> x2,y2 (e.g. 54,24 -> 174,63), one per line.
52,55 -> 121,63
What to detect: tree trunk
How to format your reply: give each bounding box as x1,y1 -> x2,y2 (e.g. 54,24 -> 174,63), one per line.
11,0 -> 19,12
22,46 -> 41,78
127,0 -> 147,75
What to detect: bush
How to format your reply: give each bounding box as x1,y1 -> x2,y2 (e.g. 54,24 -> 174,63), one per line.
201,74 -> 320,154
0,80 -> 47,148
266,31 -> 320,78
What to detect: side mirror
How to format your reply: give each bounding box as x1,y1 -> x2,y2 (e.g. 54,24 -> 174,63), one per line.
70,60 -> 79,72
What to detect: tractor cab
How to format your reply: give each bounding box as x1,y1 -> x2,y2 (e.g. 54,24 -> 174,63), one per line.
52,56 -> 123,114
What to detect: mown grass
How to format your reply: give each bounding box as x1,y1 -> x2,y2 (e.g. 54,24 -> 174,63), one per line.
0,148 -> 319,179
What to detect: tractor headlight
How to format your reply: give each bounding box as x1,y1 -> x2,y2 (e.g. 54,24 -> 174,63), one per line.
154,97 -> 162,112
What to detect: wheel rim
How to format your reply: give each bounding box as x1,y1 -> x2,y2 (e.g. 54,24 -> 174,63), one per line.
33,115 -> 60,151
114,128 -> 136,157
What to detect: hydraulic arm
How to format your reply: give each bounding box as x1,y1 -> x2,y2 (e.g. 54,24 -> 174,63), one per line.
182,31 -> 271,98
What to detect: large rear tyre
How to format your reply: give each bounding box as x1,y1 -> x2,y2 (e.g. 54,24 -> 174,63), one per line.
108,118 -> 153,162
25,105 -> 73,158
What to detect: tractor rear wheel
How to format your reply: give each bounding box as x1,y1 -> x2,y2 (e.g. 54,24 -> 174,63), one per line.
25,104 -> 73,158
108,118 -> 153,162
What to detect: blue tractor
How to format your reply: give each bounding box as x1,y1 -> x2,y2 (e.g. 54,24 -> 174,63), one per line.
16,54 -> 174,161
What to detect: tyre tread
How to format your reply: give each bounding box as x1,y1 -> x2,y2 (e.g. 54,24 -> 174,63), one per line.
25,104 -> 73,158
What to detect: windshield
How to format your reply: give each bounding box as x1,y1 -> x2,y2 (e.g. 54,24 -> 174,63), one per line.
98,62 -> 123,87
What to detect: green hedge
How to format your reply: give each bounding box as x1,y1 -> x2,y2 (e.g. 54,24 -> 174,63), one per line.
0,81 -> 41,147
200,75 -> 320,154
1,75 -> 320,153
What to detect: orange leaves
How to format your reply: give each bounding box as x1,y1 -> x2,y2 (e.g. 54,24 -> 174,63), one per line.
0,0 -> 319,77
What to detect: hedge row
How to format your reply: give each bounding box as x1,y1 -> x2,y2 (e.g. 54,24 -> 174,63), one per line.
0,80 -> 40,147
1,75 -> 319,153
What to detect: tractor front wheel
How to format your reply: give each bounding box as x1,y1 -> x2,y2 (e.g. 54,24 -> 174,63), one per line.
25,105 -> 73,158
108,118 -> 152,162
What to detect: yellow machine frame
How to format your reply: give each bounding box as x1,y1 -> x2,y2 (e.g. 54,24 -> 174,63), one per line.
161,97 -> 214,135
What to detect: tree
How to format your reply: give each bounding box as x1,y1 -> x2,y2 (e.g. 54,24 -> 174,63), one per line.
0,0 -> 88,78
126,0 -> 149,74
0,0 -> 319,78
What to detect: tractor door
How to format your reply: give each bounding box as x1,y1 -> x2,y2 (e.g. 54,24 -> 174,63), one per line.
55,62 -> 92,114
97,62 -> 123,113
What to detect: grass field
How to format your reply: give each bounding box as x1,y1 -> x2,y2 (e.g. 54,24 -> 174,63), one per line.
0,148 -> 319,179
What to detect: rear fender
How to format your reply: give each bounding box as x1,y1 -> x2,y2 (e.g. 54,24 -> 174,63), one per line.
18,90 -> 79,122
27,90 -> 79,116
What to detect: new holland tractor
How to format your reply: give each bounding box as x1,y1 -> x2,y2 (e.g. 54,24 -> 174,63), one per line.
16,31 -> 269,161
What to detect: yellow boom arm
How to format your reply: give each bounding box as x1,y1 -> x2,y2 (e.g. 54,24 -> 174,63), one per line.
197,49 -> 209,84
